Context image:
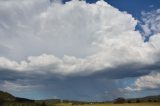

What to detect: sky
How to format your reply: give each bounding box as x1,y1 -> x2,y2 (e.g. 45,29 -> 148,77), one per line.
0,0 -> 160,101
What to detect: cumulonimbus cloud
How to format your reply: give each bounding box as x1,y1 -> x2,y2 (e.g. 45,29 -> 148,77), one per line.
0,0 -> 160,100
0,0 -> 160,77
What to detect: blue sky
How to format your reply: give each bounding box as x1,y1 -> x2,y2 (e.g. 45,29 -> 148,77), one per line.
88,0 -> 160,18
0,0 -> 160,101
63,0 -> 160,19
63,0 -> 160,37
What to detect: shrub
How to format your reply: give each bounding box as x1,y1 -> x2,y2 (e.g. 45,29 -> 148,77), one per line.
41,102 -> 46,106
148,99 -> 152,102
136,99 -> 140,103
114,97 -> 125,104
127,100 -> 131,103
153,100 -> 157,102
0,99 -> 4,106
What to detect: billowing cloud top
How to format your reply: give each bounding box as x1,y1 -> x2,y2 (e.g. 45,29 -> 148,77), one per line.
0,0 -> 160,101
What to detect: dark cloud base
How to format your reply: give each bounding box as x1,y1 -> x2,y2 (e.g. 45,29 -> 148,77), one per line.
0,61 -> 160,101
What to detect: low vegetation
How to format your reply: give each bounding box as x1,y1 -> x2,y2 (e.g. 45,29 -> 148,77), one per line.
0,90 -> 160,106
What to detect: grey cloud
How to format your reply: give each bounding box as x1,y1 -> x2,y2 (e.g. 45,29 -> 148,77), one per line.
0,65 -> 123,100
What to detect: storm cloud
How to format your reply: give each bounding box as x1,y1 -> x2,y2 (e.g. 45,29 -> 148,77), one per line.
0,0 -> 160,101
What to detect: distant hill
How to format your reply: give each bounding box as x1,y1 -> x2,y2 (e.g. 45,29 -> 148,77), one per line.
142,95 -> 160,100
0,91 -> 15,101
15,97 -> 35,102
0,90 -> 160,104
126,95 -> 160,103
0,90 -> 34,102
0,90 -> 37,106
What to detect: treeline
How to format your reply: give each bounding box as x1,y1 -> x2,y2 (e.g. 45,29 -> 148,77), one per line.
114,97 -> 160,104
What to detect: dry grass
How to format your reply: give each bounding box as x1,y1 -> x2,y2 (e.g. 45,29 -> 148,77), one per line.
83,103 -> 160,106
52,103 -> 160,106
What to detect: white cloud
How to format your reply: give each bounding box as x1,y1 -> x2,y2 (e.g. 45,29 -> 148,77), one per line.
125,72 -> 160,91
0,81 -> 39,92
0,0 -> 160,77
140,9 -> 160,37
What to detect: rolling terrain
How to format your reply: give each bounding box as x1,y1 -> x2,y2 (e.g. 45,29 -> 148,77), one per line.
0,90 -> 160,106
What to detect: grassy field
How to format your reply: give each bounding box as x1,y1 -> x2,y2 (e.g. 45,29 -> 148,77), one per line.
50,103 -> 160,106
